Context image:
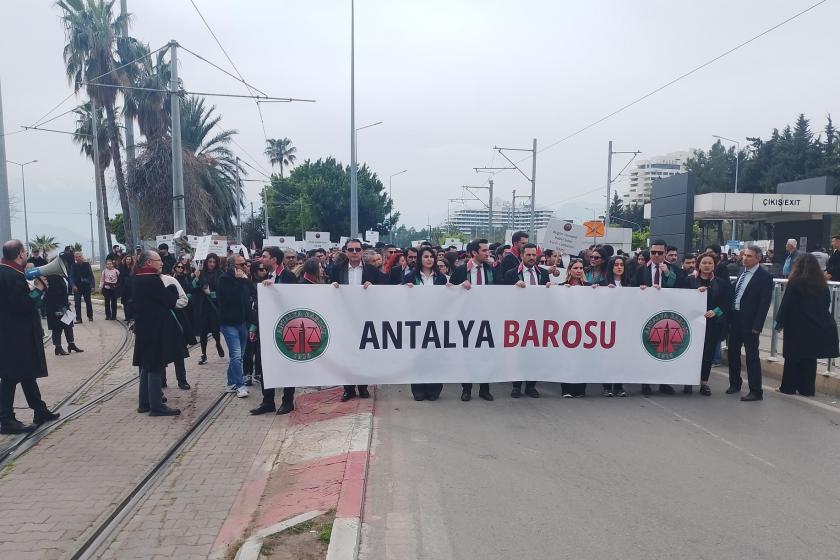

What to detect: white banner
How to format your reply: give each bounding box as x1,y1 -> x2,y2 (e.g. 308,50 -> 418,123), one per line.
258,285 -> 707,388
541,219 -> 587,255
265,236 -> 297,248
365,230 -> 380,244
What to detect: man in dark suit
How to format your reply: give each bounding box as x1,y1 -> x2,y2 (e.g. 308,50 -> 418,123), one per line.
501,231 -> 528,277
69,251 -> 95,323
825,235 -> 840,281
389,247 -> 417,284
504,243 -> 550,398
330,239 -> 383,401
632,239 -> 689,395
727,245 -> 773,401
251,246 -> 300,416
450,238 -> 497,402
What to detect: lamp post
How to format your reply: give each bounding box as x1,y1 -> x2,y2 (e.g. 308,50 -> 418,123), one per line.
712,134 -> 740,240
388,169 -> 407,243
6,159 -> 37,249
351,120 -> 382,237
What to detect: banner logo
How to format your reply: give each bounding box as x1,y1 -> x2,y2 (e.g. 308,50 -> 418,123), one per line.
641,311 -> 690,361
275,309 -> 330,362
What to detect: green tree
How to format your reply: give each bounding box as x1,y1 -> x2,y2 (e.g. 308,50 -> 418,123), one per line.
58,0 -> 135,246
608,191 -> 624,223
266,158 -> 396,238
107,213 -> 126,243
29,235 -> 61,255
264,138 -> 297,178
73,100 -> 114,247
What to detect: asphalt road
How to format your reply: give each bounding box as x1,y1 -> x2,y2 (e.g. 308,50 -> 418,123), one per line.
359,373 -> 840,560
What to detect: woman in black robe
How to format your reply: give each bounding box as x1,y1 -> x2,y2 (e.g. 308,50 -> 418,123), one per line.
193,253 -> 224,364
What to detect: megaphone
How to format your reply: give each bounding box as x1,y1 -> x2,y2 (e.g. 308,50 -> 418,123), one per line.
25,257 -> 69,281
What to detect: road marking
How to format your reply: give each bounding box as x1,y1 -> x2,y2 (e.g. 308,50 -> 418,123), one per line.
643,397 -> 776,469
711,369 -> 840,415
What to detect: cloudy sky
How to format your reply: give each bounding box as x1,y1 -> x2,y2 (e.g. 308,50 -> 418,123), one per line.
2,0 -> 838,248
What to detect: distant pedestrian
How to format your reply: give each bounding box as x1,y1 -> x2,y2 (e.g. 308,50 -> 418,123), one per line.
70,251 -> 95,323
782,239 -> 801,278
100,258 -> 120,320
44,269 -> 83,356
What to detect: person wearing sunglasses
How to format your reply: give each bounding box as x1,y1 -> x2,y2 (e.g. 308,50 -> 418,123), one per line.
330,239 -> 385,402
632,239 -> 690,395
584,247 -> 609,285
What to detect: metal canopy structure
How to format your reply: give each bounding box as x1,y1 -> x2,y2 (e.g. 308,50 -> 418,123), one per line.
645,192 -> 840,222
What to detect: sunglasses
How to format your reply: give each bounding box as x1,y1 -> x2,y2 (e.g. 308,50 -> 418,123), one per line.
347,248 -> 362,253
590,255 -> 601,260
650,250 -> 664,255
174,266 -> 184,270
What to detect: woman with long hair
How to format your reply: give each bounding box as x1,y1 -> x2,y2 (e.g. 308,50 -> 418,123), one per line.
403,247 -> 447,401
194,253 -> 224,365
600,255 -> 630,397
118,254 -> 135,322
585,247 -> 608,285
776,253 -> 839,396
689,252 -> 732,396
437,258 -> 452,281
560,259 -> 590,398
300,257 -> 324,284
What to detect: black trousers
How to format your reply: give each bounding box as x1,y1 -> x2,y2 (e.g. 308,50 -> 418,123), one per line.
560,383 -> 587,397
261,386 -> 296,406
411,383 -> 443,400
512,381 -> 536,390
51,324 -> 75,347
138,367 -> 164,410
700,322 -> 723,383
74,285 -> 93,319
779,358 -> 817,396
0,378 -> 47,421
601,383 -> 624,392
103,288 -> 118,319
343,385 -> 368,395
461,383 -> 490,394
122,297 -> 134,321
728,317 -> 763,395
162,358 -> 188,385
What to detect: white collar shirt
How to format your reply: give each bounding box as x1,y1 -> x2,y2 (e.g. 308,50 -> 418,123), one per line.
469,261 -> 486,286
522,265 -> 538,286
348,261 -> 364,285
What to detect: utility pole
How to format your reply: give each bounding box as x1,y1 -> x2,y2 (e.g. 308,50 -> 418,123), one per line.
120,0 -> 139,247
90,98 -> 109,267
604,141 -> 641,229
263,186 -> 270,237
712,134 -> 740,240
169,40 -> 186,233
475,138 -> 538,238
530,138 -> 537,238
388,169 -> 407,243
349,0 -> 358,238
88,201 -> 96,263
235,157 -> 242,243
0,79 -> 11,243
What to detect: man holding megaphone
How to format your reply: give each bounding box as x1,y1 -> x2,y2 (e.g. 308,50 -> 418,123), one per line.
0,240 -> 60,434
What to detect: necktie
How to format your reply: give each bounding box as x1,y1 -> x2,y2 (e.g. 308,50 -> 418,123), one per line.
529,268 -> 536,285
653,266 -> 660,286
734,270 -> 749,305
476,266 -> 483,285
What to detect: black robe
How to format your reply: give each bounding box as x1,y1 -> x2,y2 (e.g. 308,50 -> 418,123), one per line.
0,263 -> 48,381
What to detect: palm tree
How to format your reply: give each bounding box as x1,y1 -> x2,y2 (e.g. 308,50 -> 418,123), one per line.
264,138 -> 297,178
72,101 -> 115,246
29,235 -> 61,255
58,0 -> 134,246
123,47 -> 172,143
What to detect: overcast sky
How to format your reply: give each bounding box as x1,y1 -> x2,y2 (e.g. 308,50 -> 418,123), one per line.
2,0 -> 839,248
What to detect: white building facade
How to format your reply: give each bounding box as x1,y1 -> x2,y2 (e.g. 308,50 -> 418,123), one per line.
447,204 -> 555,237
622,150 -> 691,207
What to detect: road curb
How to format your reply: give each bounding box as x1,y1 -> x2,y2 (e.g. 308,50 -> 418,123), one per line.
326,388 -> 376,560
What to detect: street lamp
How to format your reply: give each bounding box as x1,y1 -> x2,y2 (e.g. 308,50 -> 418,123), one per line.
6,159 -> 37,249
712,134 -> 740,240
389,169 -> 407,243
351,120 -> 383,237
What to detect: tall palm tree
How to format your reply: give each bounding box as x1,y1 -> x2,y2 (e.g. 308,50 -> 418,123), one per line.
264,138 -> 297,178
29,235 -> 61,255
123,47 -> 172,143
58,0 -> 134,244
72,101 -> 114,246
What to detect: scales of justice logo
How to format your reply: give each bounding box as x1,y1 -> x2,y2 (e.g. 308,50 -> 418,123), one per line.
274,309 -> 330,362
641,311 -> 690,361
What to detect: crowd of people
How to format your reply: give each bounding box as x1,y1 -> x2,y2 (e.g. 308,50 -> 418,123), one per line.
0,228 -> 838,432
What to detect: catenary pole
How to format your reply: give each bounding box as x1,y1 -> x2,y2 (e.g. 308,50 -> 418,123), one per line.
169,40 -> 186,233
120,0 -> 139,248
605,140 -> 613,228
89,201 -> 96,263
235,157 -> 242,243
0,80 -> 11,242
530,138 -> 537,238
91,98 -> 109,267
488,178 -> 494,240
349,0 -> 359,238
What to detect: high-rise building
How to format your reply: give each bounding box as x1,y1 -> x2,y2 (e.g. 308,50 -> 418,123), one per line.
446,201 -> 555,237
622,150 -> 691,207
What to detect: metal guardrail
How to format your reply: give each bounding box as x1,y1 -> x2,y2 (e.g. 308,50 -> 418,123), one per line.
728,276 -> 840,371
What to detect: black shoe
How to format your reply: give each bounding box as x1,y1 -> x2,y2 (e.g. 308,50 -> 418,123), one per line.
776,387 -> 796,395
161,396 -> 167,403
700,384 -> 711,396
55,346 -> 69,356
725,385 -> 742,395
426,394 -> 438,402
740,392 -> 763,402
413,394 -> 425,402
478,390 -> 494,402
683,385 -> 693,394
601,390 -> 613,397
33,410 -> 60,425
74,319 -> 83,325
244,376 -> 253,387
511,387 -> 522,398
67,343 -> 84,353
277,402 -> 295,415
198,355 -> 208,365
340,391 -> 356,402
137,406 -> 150,413
358,387 -> 370,398
178,382 -> 191,390
250,402 -> 276,415
149,405 -> 181,416
461,390 -> 471,402
88,316 -> 93,322
525,387 -> 540,398
641,384 -> 652,396
659,384 -> 675,395
616,390 -> 629,397
0,419 -> 35,434
216,344 -> 225,358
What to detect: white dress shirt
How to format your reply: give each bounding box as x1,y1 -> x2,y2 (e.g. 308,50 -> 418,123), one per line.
469,261 -> 486,285
348,261 -> 364,285
419,270 -> 435,286
522,266 -> 539,286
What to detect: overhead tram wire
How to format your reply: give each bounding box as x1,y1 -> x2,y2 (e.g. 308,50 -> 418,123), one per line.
79,82 -> 315,102
507,0 -> 828,166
